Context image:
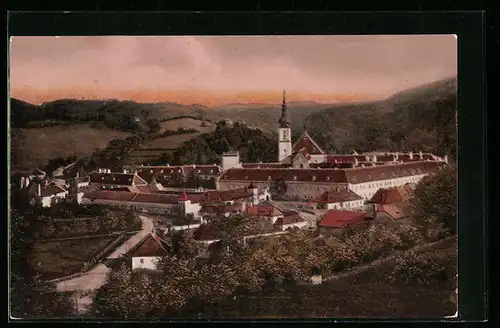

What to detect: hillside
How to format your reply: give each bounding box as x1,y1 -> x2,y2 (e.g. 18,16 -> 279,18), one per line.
304,76 -> 457,157
10,124 -> 133,173
9,98 -> 328,134
123,118 -> 216,165
197,237 -> 457,318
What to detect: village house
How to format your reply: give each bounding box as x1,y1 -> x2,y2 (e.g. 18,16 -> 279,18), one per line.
246,203 -> 284,224
127,233 -> 171,271
366,185 -> 414,223
24,179 -> 69,207
274,212 -> 309,230
317,210 -> 368,236
314,188 -> 365,210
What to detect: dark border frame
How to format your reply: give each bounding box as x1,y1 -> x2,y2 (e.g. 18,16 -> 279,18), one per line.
6,11 -> 487,322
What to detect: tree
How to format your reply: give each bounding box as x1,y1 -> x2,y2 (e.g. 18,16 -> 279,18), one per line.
10,208 -> 75,318
410,164 -> 457,239
170,230 -> 203,260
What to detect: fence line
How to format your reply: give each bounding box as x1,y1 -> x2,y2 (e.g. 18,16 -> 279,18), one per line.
46,229 -> 142,283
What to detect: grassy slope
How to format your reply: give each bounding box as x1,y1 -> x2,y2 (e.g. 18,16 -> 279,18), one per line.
123,118 -> 216,165
202,237 -> 457,319
29,236 -> 115,280
10,124 -> 132,172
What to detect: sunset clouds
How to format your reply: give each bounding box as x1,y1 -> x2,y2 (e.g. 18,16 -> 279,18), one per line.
9,35 -> 457,105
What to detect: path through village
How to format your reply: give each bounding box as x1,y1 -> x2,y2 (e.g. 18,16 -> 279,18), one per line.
55,215 -> 154,313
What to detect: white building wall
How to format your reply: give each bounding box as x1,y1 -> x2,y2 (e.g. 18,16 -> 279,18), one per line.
348,174 -> 427,200
281,221 -> 308,231
222,154 -> 241,172
325,199 -> 365,210
132,256 -> 161,270
310,154 -> 326,163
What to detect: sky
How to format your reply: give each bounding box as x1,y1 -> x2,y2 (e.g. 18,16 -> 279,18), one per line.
9,35 -> 457,106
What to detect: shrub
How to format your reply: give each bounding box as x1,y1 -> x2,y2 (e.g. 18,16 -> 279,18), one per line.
391,251 -> 456,285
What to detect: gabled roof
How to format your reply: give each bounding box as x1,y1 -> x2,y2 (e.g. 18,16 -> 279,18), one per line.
41,182 -> 67,197
129,233 -> 170,257
318,210 -> 366,228
314,189 -> 363,203
219,161 -> 445,184
376,203 -> 411,220
292,131 -> 325,155
327,155 -> 369,164
90,172 -> 148,186
368,185 -> 414,204
246,205 -> 283,217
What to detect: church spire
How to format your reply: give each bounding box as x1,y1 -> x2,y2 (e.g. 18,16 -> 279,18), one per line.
279,89 -> 290,128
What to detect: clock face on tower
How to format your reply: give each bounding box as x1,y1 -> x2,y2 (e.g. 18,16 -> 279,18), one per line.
282,129 -> 289,141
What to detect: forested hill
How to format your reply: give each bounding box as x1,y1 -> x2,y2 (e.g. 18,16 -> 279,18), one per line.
303,76 -> 457,157
9,98 -> 328,133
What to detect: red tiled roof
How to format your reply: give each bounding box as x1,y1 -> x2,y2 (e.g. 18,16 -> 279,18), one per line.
368,185 -> 414,204
129,233 -> 170,257
315,189 -> 364,203
219,168 -> 349,183
318,210 -> 366,228
292,131 -> 325,155
246,205 -> 283,217
376,203 -> 411,220
296,148 -> 312,160
344,161 -> 445,184
82,190 -> 138,202
327,155 -> 369,164
375,154 -> 397,162
195,188 -> 253,205
178,190 -> 190,201
90,172 -> 148,186
132,193 -> 181,204
241,163 -> 292,169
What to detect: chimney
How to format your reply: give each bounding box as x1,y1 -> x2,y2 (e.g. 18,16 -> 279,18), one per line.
335,187 -> 339,192
354,158 -> 359,167
123,169 -> 128,174
76,172 -> 79,178
444,155 -> 449,164
37,183 -> 42,197
372,155 -> 377,162
419,151 -> 423,160
408,151 -> 413,160
394,152 -> 399,160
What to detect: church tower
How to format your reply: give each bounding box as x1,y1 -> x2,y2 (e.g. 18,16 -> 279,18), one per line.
278,90 -> 292,162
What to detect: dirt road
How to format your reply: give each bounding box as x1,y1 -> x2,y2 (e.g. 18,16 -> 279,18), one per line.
55,215 -> 154,313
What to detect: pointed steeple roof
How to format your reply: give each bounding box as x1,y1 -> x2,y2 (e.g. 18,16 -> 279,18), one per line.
178,189 -> 190,201
278,90 -> 291,128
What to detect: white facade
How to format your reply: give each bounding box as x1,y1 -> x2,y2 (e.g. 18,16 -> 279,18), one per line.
222,152 -> 241,172
348,174 -> 426,200
131,256 -> 161,270
40,191 -> 68,207
281,221 -> 308,231
322,199 -> 365,211
278,127 -> 292,163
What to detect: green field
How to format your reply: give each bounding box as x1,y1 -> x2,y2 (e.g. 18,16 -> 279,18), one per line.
10,123 -> 133,172
28,236 -> 115,280
123,118 -> 215,165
